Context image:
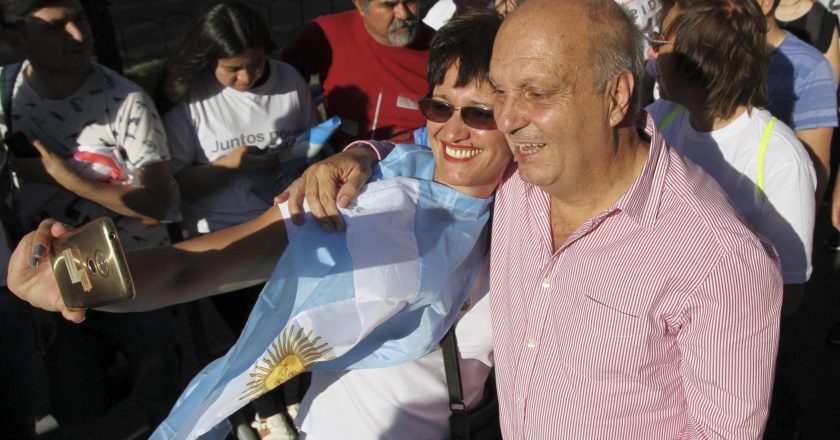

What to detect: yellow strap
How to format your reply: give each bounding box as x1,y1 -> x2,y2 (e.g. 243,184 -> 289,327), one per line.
756,116 -> 776,200
658,105 -> 685,131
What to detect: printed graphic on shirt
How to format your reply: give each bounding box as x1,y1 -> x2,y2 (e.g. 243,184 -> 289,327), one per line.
209,129 -> 298,154
620,0 -> 661,33
819,0 -> 840,13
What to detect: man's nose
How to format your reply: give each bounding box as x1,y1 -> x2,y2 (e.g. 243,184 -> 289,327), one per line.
394,2 -> 412,20
494,95 -> 527,135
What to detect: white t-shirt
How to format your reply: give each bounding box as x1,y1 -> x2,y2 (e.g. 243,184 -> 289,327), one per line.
1,61 -> 172,249
647,100 -> 816,283
166,59 -> 319,234
297,259 -> 494,440
423,0 -> 457,30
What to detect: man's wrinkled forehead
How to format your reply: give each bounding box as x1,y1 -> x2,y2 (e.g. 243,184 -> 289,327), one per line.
490,9 -> 582,82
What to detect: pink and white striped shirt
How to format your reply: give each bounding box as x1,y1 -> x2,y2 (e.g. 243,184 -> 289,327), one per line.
489,114 -> 783,439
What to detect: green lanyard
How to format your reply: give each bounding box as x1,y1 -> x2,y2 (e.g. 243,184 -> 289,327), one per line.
657,106 -> 685,131
756,116 -> 776,200
657,105 -> 775,200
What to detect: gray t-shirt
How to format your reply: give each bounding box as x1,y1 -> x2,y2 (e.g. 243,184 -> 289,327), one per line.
1,61 -> 172,249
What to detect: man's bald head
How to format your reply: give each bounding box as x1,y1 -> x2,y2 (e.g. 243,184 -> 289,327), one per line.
498,0 -> 645,119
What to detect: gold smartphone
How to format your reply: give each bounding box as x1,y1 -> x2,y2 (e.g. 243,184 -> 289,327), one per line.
50,217 -> 135,308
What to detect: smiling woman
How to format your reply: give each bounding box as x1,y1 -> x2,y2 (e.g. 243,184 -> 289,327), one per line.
9,9 -> 510,440
427,66 -> 510,198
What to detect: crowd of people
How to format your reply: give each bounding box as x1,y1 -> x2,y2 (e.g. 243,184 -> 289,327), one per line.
1,0 -> 839,439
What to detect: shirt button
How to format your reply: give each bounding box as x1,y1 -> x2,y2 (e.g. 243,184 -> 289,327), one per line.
526,339 -> 537,349
541,278 -> 551,288
515,394 -> 525,404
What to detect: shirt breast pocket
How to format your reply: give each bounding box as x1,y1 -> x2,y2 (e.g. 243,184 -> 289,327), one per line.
557,293 -> 646,382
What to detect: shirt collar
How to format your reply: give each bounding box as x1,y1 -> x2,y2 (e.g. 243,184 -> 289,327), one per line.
611,111 -> 669,229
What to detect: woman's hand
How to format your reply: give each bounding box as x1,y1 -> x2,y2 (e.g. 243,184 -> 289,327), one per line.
7,219 -> 86,323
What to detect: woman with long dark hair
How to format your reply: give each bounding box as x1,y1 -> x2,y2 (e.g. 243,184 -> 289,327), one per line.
162,2 -> 319,438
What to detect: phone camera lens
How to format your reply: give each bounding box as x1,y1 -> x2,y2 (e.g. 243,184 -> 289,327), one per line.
108,233 -> 117,240
87,259 -> 96,275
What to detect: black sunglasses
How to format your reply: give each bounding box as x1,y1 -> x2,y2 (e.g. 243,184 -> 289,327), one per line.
418,97 -> 497,130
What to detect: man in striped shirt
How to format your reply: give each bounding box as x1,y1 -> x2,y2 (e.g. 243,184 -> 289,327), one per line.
282,1 -> 784,438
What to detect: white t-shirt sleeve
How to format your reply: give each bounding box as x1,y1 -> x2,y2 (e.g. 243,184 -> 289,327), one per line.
755,139 -> 816,284
114,90 -> 169,169
163,104 -> 200,174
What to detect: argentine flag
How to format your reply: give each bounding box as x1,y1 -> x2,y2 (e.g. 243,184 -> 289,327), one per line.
152,145 -> 493,439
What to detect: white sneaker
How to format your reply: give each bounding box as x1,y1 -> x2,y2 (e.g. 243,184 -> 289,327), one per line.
250,413 -> 298,440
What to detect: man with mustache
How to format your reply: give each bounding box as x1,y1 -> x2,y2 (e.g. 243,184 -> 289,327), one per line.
282,0 -> 433,148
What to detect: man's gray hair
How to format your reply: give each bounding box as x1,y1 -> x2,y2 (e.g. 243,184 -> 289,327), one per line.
585,0 -> 646,119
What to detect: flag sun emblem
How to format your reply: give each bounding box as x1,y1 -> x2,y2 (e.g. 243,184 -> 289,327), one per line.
240,325 -> 334,401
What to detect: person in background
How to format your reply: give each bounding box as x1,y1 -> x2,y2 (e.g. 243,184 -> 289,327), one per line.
0,0 -> 181,434
8,11 -> 511,439
776,0 -> 840,81
163,2 -> 320,438
281,0 -> 433,148
763,0 -> 838,201
647,0 -> 815,319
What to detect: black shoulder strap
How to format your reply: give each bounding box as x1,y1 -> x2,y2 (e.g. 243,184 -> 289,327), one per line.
805,3 -> 837,53
442,326 -> 466,407
0,61 -> 23,131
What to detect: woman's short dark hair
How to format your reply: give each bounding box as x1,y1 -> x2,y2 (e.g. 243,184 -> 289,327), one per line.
659,0 -> 769,119
164,1 -> 275,104
426,9 -> 503,91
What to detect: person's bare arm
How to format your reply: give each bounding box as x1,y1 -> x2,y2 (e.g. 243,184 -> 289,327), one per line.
833,171 -> 840,230
14,140 -> 172,221
175,145 -> 279,200
276,146 -> 380,231
9,207 -> 287,320
824,26 -> 840,84
796,126 -> 832,201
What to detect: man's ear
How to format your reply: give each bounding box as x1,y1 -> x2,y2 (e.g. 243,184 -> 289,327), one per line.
3,29 -> 26,54
607,69 -> 635,128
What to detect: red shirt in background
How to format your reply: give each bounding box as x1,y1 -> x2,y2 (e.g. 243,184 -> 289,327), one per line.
282,10 -> 432,147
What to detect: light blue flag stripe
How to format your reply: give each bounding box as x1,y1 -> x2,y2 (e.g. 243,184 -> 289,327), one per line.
152,145 -> 493,439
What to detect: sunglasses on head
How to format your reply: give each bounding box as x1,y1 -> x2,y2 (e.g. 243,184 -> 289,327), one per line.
418,97 -> 497,130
